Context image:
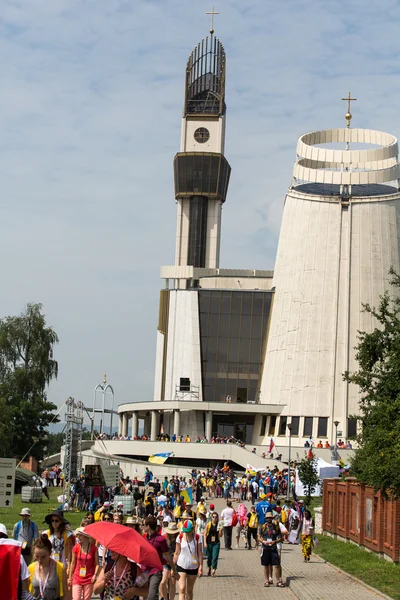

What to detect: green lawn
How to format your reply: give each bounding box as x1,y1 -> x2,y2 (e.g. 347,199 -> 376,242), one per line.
0,487 -> 86,536
314,535 -> 400,600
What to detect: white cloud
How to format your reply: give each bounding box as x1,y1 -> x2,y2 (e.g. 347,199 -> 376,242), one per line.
1,0 -> 400,421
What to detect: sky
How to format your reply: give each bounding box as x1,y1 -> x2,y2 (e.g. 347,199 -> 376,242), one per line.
1,0 -> 400,429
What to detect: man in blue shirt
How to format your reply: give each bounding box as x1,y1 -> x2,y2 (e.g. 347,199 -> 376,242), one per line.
256,494 -> 273,525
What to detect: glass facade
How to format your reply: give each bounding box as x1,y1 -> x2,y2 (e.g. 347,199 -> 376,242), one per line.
198,290 -> 273,403
174,153 -> 231,202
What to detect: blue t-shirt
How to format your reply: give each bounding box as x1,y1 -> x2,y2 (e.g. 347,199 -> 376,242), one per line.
256,500 -> 272,525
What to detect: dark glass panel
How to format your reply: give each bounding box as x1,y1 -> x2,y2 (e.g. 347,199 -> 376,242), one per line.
239,338 -> 250,363
217,335 -> 228,366
220,292 -> 231,315
260,415 -> 267,436
251,316 -> 263,339
215,379 -> 227,403
253,294 -> 264,316
209,293 -> 221,314
199,312 -> 209,337
317,417 -> 328,438
303,417 -> 313,437
268,416 -> 276,436
231,292 -> 242,315
290,416 -> 300,436
208,314 -> 219,334
242,294 -> 253,315
278,416 -> 287,436
206,337 -> 217,365
229,314 -> 241,335
203,382 -> 215,402
219,314 -> 230,337
347,418 -> 357,439
240,315 -> 252,338
226,361 -> 238,375
227,338 -> 239,362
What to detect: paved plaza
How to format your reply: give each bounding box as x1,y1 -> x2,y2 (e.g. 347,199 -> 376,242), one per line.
188,498 -> 389,600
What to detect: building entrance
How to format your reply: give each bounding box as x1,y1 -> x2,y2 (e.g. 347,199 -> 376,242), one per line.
214,414 -> 254,444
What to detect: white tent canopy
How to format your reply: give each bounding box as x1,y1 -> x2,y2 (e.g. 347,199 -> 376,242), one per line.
295,457 -> 340,497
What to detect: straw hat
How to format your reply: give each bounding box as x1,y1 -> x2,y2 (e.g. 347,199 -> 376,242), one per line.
164,522 -> 180,535
75,527 -> 90,536
125,516 -> 139,525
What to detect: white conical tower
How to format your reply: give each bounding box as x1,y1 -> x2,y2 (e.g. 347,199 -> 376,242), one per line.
259,122 -> 400,444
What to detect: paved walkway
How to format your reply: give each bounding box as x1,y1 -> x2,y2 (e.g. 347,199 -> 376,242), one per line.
192,499 -> 389,600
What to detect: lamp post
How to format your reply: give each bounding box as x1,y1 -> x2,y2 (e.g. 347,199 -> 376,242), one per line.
287,423 -> 293,502
334,420 -> 339,463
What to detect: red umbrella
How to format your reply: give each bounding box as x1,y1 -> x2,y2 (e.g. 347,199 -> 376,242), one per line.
84,522 -> 162,571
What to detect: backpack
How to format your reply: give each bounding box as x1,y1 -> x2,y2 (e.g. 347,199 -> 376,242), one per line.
249,513 -> 258,528
281,508 -> 287,524
231,511 -> 238,527
14,521 -> 36,553
237,504 -> 247,526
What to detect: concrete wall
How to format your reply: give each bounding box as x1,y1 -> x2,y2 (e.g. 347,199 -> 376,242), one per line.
260,191 -> 400,444
163,290 -> 202,402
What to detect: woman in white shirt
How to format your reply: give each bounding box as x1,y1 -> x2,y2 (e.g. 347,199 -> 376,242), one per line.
174,520 -> 203,600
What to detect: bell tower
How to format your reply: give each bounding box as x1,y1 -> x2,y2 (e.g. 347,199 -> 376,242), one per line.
173,31 -> 231,271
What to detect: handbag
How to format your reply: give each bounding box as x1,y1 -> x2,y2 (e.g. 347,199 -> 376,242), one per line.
312,536 -> 319,548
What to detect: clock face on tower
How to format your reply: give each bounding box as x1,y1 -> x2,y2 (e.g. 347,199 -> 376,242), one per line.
194,127 -> 210,143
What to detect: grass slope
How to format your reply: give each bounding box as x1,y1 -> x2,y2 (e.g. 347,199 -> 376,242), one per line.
315,536 -> 400,600
0,487 -> 85,535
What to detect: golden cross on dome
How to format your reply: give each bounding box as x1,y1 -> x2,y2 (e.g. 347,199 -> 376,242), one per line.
342,92 -> 357,127
206,7 -> 219,34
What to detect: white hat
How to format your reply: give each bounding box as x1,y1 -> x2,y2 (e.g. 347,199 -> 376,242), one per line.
0,524 -> 7,536
103,502 -> 110,507
117,502 -> 123,507
162,515 -> 172,523
19,508 -> 31,517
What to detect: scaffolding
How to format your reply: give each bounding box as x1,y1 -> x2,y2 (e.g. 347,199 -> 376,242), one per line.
76,401 -> 84,476
63,397 -> 84,500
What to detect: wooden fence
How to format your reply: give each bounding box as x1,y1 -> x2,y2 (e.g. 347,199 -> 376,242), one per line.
322,478 -> 400,562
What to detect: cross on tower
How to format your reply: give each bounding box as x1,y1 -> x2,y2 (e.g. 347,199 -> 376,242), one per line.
342,92 -> 357,127
206,7 -> 219,34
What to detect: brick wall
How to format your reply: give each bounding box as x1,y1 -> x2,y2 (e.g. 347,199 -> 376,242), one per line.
19,456 -> 39,473
322,478 -> 400,562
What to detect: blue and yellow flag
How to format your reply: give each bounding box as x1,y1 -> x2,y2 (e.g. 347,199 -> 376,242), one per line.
180,486 -> 193,505
148,452 -> 173,465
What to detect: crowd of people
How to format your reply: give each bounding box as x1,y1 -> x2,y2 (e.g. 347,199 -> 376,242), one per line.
1,460 -> 319,600
96,432 -> 248,446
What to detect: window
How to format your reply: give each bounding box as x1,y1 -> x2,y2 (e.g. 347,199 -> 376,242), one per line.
260,415 -> 267,437
348,418 -> 357,439
198,290 -> 274,402
303,417 -> 313,437
268,416 -> 276,436
278,416 -> 287,436
290,416 -> 300,436
317,417 -> 328,437
194,127 -> 210,143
